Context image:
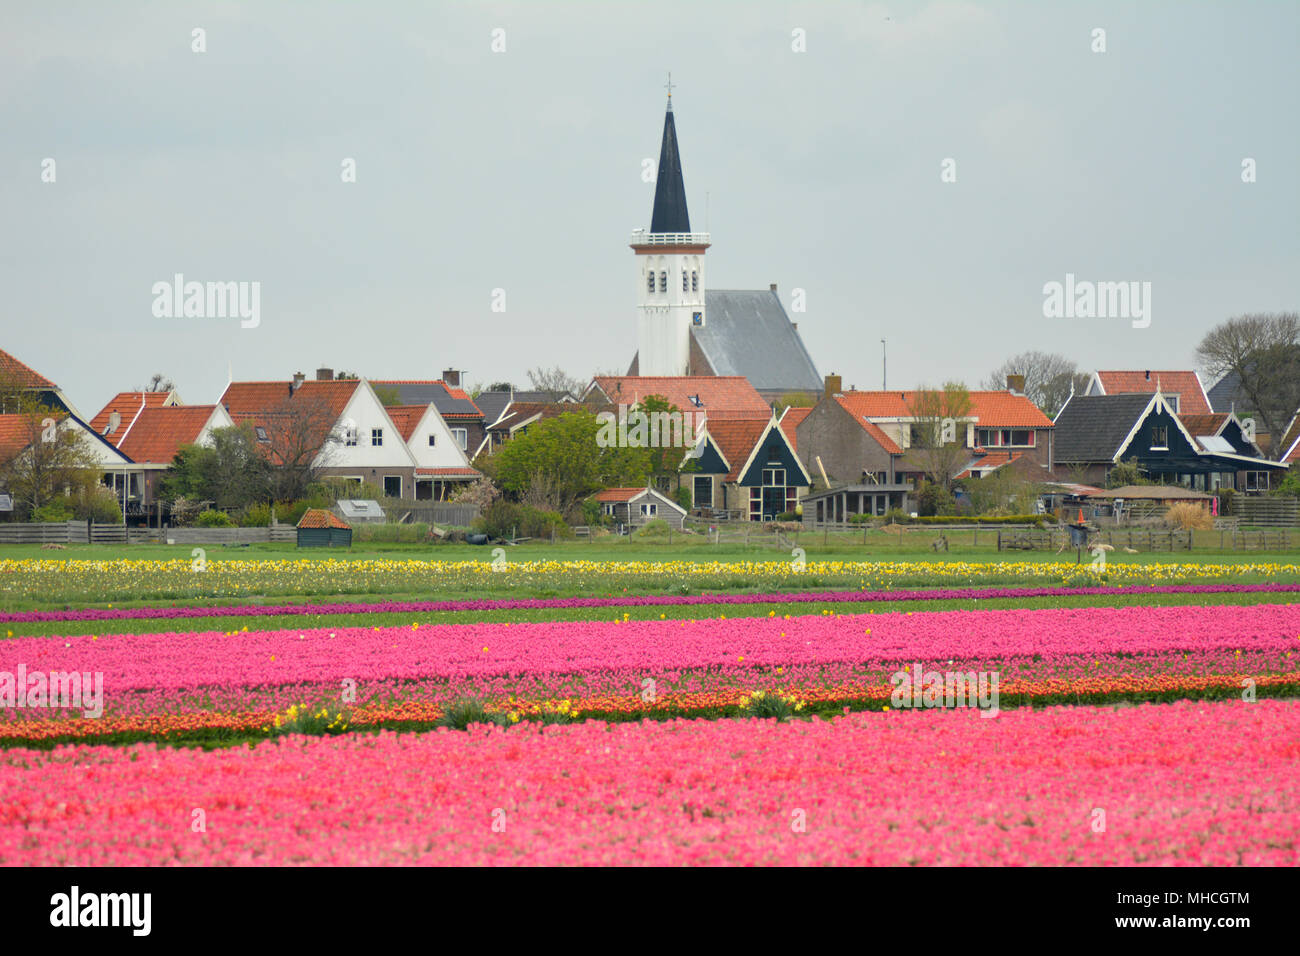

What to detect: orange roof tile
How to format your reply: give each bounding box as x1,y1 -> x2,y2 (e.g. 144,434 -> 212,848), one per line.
595,487 -> 649,503
834,390 -> 1053,429
116,406 -> 218,464
0,349 -> 56,390
1093,371 -> 1211,416
779,407 -> 812,450
1179,413 -> 1229,437
89,391 -> 172,443
591,376 -> 770,419
415,466 -> 481,477
385,405 -> 427,442
703,419 -> 771,482
297,509 -> 351,530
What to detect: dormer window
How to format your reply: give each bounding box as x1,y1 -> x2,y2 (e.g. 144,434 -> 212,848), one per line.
255,426 -> 268,442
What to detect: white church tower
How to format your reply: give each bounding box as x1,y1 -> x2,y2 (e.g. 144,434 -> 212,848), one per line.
631,84 -> 709,376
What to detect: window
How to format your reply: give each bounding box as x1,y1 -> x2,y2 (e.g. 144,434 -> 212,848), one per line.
344,425 -> 358,447
383,476 -> 402,498
603,503 -> 616,516
451,428 -> 468,450
1151,426 -> 1168,450
647,271 -> 655,294
1245,471 -> 1269,491
1167,395 -> 1180,413
658,271 -> 667,292
371,428 -> 383,447
762,468 -> 785,487
640,503 -> 657,517
427,434 -> 436,447
693,475 -> 712,508
682,270 -> 689,292
691,271 -> 698,292
976,428 -> 1035,448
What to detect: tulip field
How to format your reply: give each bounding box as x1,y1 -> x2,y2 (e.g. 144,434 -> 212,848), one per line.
1,553 -> 1299,865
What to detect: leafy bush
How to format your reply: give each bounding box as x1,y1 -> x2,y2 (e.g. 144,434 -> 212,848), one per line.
195,509 -> 235,527
674,485 -> 693,512
240,503 -> 273,527
883,508 -> 910,525
1275,470 -> 1300,498
1165,502 -> 1213,530
474,500 -> 571,540
1106,459 -> 1150,488
916,482 -> 957,517
632,518 -> 672,538
75,486 -> 122,524
775,511 -> 799,521
32,501 -> 74,522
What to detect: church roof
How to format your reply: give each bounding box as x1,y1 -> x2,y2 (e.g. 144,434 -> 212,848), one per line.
649,98 -> 690,233
693,290 -> 822,393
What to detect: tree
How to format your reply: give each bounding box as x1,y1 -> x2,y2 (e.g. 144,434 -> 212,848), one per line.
905,382 -> 973,491
775,390 -> 818,414
373,385 -> 402,407
161,424 -> 271,510
494,409 -> 649,517
0,398 -> 101,519
260,392 -> 343,501
1195,313 -> 1300,449
140,373 -> 175,393
1106,458 -> 1150,489
631,395 -> 696,486
981,351 -> 1087,419
526,366 -> 584,399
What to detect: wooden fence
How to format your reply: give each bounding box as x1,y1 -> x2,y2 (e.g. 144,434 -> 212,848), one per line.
0,520 -> 88,544
389,504 -> 480,527
999,527 -> 1299,552
1233,497 -> 1299,528
159,527 -> 297,544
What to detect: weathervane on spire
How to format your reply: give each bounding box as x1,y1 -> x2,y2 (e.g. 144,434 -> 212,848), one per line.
665,72 -> 674,99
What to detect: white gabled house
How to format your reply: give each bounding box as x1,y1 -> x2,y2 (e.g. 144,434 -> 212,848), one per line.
385,403 -> 481,500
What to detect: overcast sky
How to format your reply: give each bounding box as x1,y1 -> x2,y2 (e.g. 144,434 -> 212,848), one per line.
3,1 -> 1297,415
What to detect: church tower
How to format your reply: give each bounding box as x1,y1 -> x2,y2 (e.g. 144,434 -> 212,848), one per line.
632,85 -> 709,376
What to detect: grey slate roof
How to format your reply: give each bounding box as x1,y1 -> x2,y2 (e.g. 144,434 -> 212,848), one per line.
374,383 -> 482,419
1206,370 -> 1245,414
1052,394 -> 1153,462
475,390 -> 564,426
693,290 -> 822,393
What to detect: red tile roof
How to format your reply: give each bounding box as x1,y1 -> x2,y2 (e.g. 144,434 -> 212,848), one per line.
218,381 -> 297,422
703,419 -> 771,482
955,451 -> 1024,480
415,466 -> 481,477
297,508 -> 351,530
591,376 -> 770,419
834,390 -> 1053,429
595,487 -> 648,503
0,349 -> 56,390
1093,371 -> 1211,416
385,405 -> 427,442
0,414 -> 42,459
778,407 -> 812,449
89,391 -> 173,443
1179,413 -> 1229,437
116,406 -> 219,464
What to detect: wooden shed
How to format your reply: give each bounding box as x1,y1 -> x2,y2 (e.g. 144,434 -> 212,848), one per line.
297,509 -> 353,548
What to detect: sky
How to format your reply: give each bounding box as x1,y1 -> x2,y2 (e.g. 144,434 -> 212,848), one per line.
3,0 -> 1297,416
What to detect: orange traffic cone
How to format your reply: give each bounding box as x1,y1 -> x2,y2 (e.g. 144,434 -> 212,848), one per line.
1077,508 -> 1085,524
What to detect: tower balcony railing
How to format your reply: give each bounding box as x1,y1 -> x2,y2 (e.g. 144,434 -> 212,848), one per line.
630,229 -> 711,246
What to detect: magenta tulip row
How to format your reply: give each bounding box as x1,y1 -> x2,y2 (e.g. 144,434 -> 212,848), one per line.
2,699 -> 1295,865
2,602 -> 1296,721
3,582 -> 1300,625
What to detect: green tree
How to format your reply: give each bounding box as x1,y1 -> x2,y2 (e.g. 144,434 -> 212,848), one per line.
495,409 -> 649,517
161,424 -> 272,510
1106,458 -> 1151,489
0,398 -> 101,519
905,382 -> 973,492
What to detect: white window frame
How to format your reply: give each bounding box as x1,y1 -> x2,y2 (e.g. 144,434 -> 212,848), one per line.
382,475 -> 402,498
640,502 -> 657,517
371,427 -> 383,447
451,428 -> 468,450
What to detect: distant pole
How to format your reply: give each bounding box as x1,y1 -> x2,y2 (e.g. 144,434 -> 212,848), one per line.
881,339 -> 887,391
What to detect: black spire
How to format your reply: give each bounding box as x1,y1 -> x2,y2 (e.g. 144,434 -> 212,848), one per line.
649,95 -> 691,233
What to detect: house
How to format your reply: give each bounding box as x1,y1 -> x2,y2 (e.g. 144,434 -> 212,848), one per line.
296,509 -> 353,548
679,414 -> 811,520
594,486 -> 687,530
619,93 -> 822,402
1083,370 -> 1212,417
0,410 -> 138,518
474,389 -> 575,438
0,348 -> 80,417
1052,390 -> 1287,492
384,403 -> 480,500
220,376 -> 420,499
371,370 -> 486,457
796,376 -> 1055,490
113,404 -> 235,515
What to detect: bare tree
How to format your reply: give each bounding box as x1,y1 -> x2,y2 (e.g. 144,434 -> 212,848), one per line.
258,392 -> 343,500
905,382 -> 973,491
142,373 -> 175,393
1196,313 -> 1300,448
981,351 -> 1087,419
0,397 -> 100,518
526,366 -> 584,399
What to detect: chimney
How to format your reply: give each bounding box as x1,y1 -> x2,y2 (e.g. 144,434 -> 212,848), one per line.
769,283 -> 778,293
824,373 -> 842,399
292,371 -> 305,391
1006,374 -> 1026,395
107,410 -> 121,434
316,367 -> 333,381
442,368 -> 462,388
791,322 -> 798,330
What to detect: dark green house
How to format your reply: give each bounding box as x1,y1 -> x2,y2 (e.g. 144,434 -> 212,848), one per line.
296,509 -> 353,548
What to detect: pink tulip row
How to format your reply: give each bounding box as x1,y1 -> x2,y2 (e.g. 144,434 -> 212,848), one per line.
1,699 -> 1295,865
1,603 -> 1297,723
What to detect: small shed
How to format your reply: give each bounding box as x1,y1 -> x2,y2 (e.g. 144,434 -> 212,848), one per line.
336,499 -> 386,524
297,509 -> 353,548
595,487 -> 688,530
